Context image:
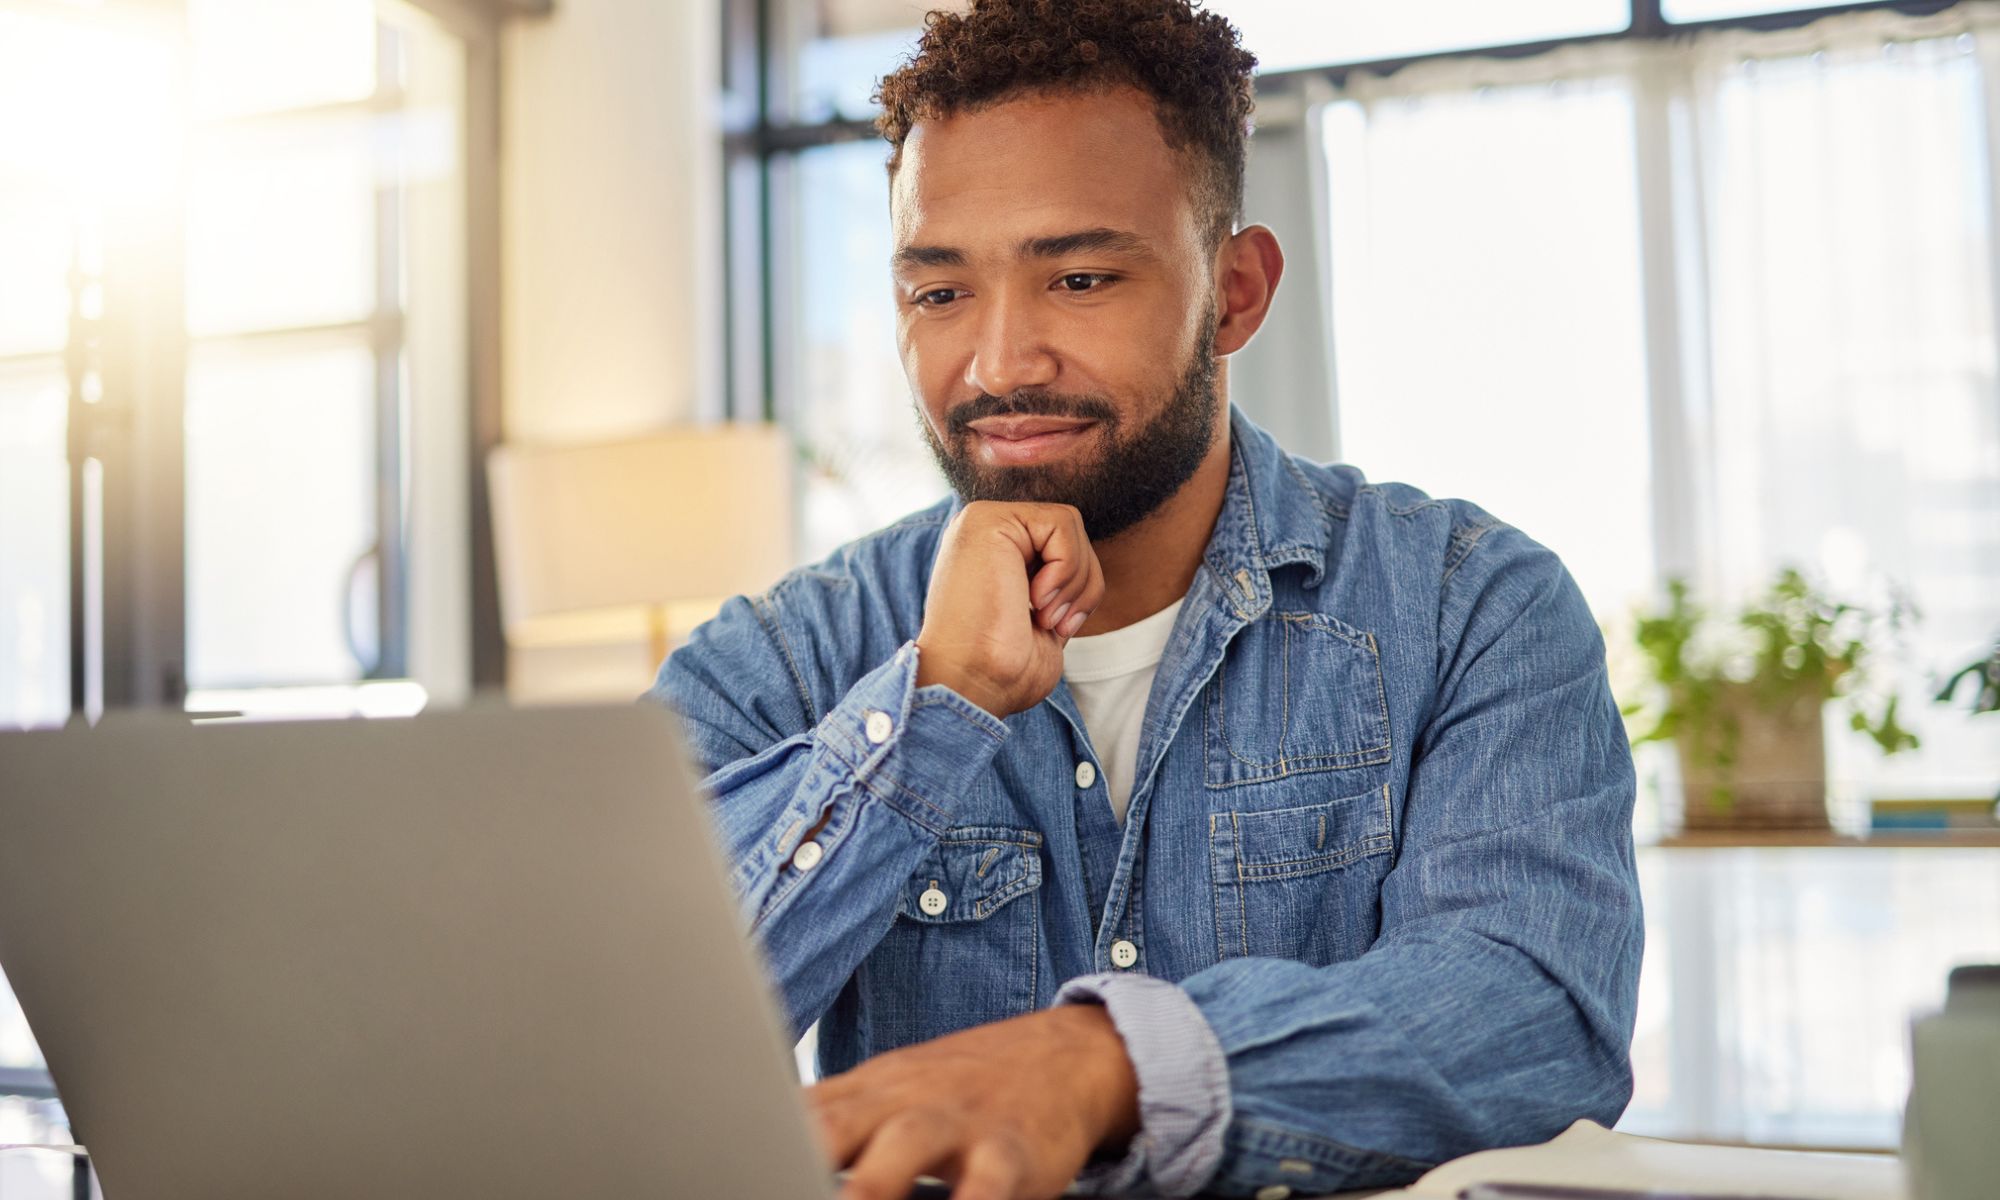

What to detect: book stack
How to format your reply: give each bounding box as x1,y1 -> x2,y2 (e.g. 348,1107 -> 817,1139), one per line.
1869,796 -> 2000,834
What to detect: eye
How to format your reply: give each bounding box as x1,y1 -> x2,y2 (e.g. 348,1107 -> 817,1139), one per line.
1057,273 -> 1115,293
912,287 -> 963,308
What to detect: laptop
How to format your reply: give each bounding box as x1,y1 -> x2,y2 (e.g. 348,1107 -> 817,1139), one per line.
0,704 -> 837,1199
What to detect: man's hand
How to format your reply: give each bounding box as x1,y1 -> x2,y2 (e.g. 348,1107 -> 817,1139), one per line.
807,1004 -> 1141,1200
915,501 -> 1105,717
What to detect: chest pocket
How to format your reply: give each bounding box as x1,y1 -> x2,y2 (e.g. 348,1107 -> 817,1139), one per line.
1204,610 -> 1391,788
855,826 -> 1044,1053
1210,784 -> 1393,965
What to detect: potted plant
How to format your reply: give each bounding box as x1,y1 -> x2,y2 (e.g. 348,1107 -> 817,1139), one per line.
1624,568 -> 1920,831
1936,632 -> 2000,716
1937,630 -> 2000,810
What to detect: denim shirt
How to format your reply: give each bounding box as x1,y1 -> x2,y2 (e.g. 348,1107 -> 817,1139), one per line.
648,407 -> 1643,1196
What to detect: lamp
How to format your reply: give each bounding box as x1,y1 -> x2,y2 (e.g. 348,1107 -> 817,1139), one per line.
487,425 -> 793,695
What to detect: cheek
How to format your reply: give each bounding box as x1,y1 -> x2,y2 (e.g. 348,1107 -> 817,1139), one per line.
899,323 -> 965,412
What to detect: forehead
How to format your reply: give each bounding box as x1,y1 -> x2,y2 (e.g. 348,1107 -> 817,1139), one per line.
889,86 -> 1200,259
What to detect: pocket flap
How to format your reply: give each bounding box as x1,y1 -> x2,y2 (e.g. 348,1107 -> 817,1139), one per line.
1224,786 -> 1392,880
899,825 -> 1044,923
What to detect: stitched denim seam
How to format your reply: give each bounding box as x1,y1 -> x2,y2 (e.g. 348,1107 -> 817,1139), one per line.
972,867 -> 1041,918
1361,482 -> 1450,518
1281,452 -> 1345,527
936,835 -> 1041,850
1211,614 -> 1392,778
1229,1116 -> 1438,1177
1230,439 -> 1269,566
1441,517 -> 1502,585
858,769 -> 953,825
752,591 -> 821,727
859,773 -> 950,835
1222,741 -> 1394,770
1235,837 -> 1393,881
899,861 -> 1040,921
1235,832 -> 1251,957
814,735 -> 954,825
1026,894 -> 1039,1001
1208,813 -> 1230,962
1273,609 -> 1375,650
1277,617 -> 1294,756
909,692 -> 1008,743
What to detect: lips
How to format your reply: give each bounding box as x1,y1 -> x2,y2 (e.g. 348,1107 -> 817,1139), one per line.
966,415 -> 1097,441
965,416 -> 1098,466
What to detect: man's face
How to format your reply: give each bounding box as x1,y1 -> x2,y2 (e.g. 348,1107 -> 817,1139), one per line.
889,86 -> 1225,541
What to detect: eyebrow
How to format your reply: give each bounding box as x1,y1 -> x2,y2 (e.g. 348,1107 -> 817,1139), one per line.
891,226 -> 1156,273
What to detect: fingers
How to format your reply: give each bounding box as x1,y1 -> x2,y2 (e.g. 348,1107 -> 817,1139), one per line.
1019,507 -> 1102,636
1033,546 -> 1104,639
805,1083 -> 879,1169
840,1111 -> 961,1200
950,1136 -> 1029,1200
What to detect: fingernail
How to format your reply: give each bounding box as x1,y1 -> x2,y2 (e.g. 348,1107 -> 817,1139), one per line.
1061,610 -> 1087,637
1036,589 -> 1057,607
1048,601 -> 1072,630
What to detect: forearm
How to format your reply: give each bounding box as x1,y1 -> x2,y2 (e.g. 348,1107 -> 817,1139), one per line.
695,642 -> 1012,1035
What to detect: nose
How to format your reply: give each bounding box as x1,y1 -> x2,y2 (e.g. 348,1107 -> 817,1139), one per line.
964,289 -> 1059,398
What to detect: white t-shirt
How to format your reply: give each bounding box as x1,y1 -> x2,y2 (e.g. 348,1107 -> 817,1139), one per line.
1061,599 -> 1184,825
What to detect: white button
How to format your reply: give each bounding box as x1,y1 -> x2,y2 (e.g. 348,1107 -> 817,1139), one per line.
1110,939 -> 1138,968
1074,760 -> 1097,789
864,710 -> 893,744
791,841 -> 824,871
918,887 -> 948,916
1255,1187 -> 1292,1200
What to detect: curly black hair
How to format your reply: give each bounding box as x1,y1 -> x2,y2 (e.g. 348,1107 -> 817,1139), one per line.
873,0 -> 1258,246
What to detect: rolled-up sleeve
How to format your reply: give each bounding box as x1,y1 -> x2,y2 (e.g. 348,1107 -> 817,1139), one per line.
1055,972 -> 1233,1196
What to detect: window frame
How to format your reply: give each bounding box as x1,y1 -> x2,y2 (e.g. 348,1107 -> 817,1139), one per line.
720,0 -> 1966,425
21,0 -> 526,715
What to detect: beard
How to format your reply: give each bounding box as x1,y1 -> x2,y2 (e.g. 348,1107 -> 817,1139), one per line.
916,311 -> 1222,542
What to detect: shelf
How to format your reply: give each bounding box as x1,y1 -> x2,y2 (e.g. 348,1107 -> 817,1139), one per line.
1653,829 -> 2000,849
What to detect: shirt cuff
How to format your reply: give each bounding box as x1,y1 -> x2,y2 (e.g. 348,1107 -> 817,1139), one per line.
808,640 -> 1010,835
1055,972 -> 1233,1197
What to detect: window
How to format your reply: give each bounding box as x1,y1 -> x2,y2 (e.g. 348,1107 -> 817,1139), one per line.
1212,0 -> 1632,73
1689,26 -> 2000,802
778,142 -> 946,563
766,0 -> 932,123
1320,74 -> 1656,619
0,0 -> 469,1125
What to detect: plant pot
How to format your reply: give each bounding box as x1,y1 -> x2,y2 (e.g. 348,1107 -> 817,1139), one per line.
1676,681 -> 1830,831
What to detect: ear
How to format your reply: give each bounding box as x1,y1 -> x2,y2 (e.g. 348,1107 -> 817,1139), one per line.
1210,225 -> 1285,357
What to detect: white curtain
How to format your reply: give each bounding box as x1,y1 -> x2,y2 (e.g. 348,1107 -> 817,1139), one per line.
1681,7 -> 2000,800
1284,2 -> 2000,1150
1298,5 -> 2000,800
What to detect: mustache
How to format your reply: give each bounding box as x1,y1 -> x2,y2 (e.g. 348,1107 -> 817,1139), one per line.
944,389 -> 1119,440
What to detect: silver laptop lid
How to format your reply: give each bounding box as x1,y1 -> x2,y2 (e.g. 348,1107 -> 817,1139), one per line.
0,704 -> 833,1200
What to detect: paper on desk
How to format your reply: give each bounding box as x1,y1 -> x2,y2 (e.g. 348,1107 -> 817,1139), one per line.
1374,1120 -> 1903,1200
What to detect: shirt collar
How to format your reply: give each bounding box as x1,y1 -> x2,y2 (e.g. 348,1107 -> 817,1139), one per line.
1201,405 -> 1327,620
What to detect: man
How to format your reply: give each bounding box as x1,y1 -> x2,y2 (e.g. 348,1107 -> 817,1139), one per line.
650,2 -> 1643,1197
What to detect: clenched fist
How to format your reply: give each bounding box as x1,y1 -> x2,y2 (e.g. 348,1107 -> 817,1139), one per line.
914,501 -> 1105,718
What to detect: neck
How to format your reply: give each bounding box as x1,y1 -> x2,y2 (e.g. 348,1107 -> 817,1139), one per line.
1075,419 -> 1233,636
